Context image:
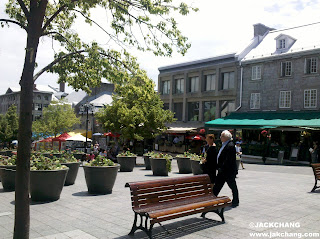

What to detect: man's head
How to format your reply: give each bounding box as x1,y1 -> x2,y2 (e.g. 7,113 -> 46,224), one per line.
206,134 -> 215,145
220,130 -> 232,143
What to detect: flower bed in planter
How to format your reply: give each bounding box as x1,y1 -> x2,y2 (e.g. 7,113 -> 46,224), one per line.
143,151 -> 155,170
30,155 -> 68,202
0,155 -> 17,182
58,153 -> 80,186
83,155 -> 119,194
176,152 -> 193,174
150,153 -> 172,176
117,151 -> 137,172
0,168 -> 16,191
190,154 -> 204,175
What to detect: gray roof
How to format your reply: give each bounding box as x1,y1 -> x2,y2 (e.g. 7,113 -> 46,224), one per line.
242,22 -> 320,62
64,90 -> 87,105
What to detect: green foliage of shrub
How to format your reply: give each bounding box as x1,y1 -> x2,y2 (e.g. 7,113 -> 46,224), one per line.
30,154 -> 67,170
85,155 -> 116,167
117,151 -> 137,157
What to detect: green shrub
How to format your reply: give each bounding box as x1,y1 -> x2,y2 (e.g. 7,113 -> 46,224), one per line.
85,155 -> 115,166
151,153 -> 173,172
117,151 -> 137,157
0,155 -> 16,166
30,154 -> 67,170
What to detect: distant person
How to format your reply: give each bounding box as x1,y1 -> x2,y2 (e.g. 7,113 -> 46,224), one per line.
173,136 -> 180,144
310,141 -> 318,163
213,130 -> 239,208
200,134 -> 217,185
93,143 -> 99,153
235,141 -> 245,169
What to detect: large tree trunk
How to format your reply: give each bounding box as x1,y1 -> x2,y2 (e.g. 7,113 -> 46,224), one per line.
14,2 -> 48,238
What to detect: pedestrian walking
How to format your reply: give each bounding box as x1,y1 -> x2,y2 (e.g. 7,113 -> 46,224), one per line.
200,134 -> 217,185
213,130 -> 239,208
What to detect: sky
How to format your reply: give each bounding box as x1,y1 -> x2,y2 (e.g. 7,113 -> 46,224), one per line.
1,0 -> 320,95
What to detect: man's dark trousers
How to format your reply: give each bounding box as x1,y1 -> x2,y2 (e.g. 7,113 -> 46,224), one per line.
213,172 -> 239,205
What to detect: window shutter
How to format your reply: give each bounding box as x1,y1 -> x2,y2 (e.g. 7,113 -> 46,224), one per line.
281,62 -> 284,77
304,59 -> 307,74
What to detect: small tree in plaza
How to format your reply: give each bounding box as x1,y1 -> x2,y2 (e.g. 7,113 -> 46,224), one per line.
0,104 -> 19,147
1,1 -> 197,238
96,70 -> 175,142
32,100 -> 80,138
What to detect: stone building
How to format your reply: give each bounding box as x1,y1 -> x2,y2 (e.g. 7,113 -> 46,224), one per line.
158,23 -> 273,129
0,84 -> 66,120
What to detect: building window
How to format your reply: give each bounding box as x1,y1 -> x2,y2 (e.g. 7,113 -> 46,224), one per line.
174,103 -> 183,121
44,95 -> 49,101
250,93 -> 260,109
188,102 -> 199,121
281,61 -> 292,77
222,72 -> 235,90
34,103 -> 42,111
34,115 -> 41,121
252,65 -> 261,80
203,101 -> 216,122
163,103 -> 169,110
43,104 -> 49,108
279,91 -> 291,108
204,74 -> 216,91
304,89 -> 317,108
175,78 -> 184,94
279,39 -> 286,49
37,95 -> 41,100
189,76 -> 199,92
305,57 -> 317,74
161,80 -> 170,95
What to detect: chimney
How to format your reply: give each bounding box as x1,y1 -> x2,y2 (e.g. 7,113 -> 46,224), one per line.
253,23 -> 275,37
59,82 -> 65,92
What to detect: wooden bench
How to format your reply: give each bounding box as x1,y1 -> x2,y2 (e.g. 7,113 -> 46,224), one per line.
125,175 -> 231,238
311,163 -> 320,192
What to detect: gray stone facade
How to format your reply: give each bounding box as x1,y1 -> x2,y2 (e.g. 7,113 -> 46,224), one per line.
158,54 -> 239,127
237,49 -> 320,112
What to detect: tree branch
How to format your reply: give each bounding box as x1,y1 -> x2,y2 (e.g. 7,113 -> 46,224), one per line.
16,0 -> 30,21
41,31 -> 79,52
0,19 -> 27,31
42,4 -> 67,32
33,50 -> 131,82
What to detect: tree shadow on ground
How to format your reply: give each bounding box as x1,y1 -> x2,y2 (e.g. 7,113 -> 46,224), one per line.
113,217 -> 224,239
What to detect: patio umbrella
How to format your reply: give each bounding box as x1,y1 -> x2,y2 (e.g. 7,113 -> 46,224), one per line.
93,133 -> 103,136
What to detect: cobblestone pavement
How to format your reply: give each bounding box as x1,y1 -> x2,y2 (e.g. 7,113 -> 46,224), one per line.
0,158 -> 319,239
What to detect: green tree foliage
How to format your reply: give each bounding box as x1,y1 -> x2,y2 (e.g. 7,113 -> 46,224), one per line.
96,68 -> 175,141
32,100 -> 80,138
1,1 -> 197,238
0,105 -> 19,145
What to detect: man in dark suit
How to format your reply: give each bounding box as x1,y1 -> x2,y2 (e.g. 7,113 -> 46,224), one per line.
213,130 -> 239,207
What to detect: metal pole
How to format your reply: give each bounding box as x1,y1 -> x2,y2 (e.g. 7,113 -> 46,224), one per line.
85,104 -> 89,153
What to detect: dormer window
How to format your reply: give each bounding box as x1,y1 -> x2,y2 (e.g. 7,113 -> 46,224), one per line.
279,39 -> 286,49
275,34 -> 296,52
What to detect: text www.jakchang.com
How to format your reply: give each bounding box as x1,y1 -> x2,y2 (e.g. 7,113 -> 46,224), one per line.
249,231 -> 320,238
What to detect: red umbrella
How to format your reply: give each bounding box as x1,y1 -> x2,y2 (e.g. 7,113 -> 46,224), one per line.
104,132 -> 121,138
192,135 -> 205,141
40,137 -> 53,142
52,133 -> 71,141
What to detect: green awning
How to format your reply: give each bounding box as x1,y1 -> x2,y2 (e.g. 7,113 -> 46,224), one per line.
205,111 -> 320,129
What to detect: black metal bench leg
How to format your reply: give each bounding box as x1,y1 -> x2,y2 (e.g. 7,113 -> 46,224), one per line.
201,208 -> 225,222
129,213 -> 138,235
311,179 -> 319,192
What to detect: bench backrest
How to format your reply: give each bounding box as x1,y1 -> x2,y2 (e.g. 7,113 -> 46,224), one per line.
125,175 -> 213,211
311,163 -> 320,180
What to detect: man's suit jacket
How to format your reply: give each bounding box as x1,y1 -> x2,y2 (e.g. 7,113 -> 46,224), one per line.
217,141 -> 237,178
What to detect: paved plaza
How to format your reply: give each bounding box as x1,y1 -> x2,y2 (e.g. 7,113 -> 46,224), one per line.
0,158 -> 319,239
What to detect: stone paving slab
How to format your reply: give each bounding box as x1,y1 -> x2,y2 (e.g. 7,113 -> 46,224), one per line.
0,158 -> 319,239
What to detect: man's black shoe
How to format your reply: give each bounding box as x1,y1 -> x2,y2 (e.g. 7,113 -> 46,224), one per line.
231,203 -> 239,208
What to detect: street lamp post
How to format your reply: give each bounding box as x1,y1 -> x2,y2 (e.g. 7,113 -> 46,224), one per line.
80,102 -> 94,153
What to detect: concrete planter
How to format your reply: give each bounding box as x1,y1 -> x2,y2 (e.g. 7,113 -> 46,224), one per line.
30,169 -> 68,202
150,158 -> 170,176
176,157 -> 192,174
61,162 -> 81,186
83,165 -> 119,194
0,165 -> 16,182
117,156 -> 136,172
191,160 -> 203,175
143,155 -> 151,170
0,168 -> 16,191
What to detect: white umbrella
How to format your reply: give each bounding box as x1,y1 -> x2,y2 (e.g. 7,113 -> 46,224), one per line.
92,133 -> 103,136
66,134 -> 92,142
